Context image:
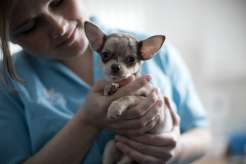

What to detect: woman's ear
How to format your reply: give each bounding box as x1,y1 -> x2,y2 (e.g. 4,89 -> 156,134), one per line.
138,35 -> 165,60
84,21 -> 106,51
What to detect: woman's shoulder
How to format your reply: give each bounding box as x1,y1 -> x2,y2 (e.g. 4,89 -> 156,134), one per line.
0,50 -> 33,78
8,50 -> 45,84
0,51 -> 26,103
11,50 -> 33,70
0,50 -> 40,102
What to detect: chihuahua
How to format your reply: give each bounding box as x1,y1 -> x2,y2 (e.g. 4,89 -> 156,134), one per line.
84,21 -> 173,164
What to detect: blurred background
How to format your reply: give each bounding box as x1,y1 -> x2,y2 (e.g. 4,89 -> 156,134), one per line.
9,0 -> 246,162
83,0 -> 246,163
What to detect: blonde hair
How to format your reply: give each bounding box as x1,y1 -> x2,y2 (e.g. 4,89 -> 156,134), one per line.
0,0 -> 21,81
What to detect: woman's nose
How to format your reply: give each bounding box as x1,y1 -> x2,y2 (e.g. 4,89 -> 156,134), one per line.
46,14 -> 67,39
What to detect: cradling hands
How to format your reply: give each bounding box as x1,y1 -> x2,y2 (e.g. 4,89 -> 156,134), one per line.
115,97 -> 181,164
79,75 -> 153,131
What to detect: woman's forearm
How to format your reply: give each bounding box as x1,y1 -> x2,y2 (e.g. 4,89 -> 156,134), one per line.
23,110 -> 100,164
174,128 -> 212,164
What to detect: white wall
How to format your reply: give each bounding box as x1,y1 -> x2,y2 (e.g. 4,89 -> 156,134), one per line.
85,0 -> 246,156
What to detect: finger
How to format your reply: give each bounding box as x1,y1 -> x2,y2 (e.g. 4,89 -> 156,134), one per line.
112,104 -> 160,133
111,104 -> 157,129
116,136 -> 173,161
118,75 -> 136,87
164,96 -> 180,127
116,142 -> 166,164
117,116 -> 160,137
121,89 -> 160,119
131,133 -> 178,147
113,100 -> 162,136
109,75 -> 151,101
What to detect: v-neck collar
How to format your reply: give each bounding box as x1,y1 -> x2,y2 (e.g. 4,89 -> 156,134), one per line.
28,50 -> 104,91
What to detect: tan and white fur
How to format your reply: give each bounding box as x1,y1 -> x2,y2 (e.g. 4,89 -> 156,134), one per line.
84,21 -> 173,164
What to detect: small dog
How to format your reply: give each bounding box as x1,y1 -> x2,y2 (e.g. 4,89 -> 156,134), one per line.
84,21 -> 173,164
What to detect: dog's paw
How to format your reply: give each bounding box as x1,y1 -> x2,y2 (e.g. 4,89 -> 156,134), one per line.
107,101 -> 126,120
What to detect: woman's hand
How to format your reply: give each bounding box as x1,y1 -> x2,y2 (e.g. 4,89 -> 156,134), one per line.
110,88 -> 163,137
78,75 -> 155,131
115,97 -> 181,164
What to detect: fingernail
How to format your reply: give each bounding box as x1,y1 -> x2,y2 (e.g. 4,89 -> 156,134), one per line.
143,75 -> 151,81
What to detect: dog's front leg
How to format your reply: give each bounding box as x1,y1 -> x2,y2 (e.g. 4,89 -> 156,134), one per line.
107,96 -> 141,120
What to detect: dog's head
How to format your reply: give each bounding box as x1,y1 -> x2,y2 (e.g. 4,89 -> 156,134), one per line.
84,21 -> 165,82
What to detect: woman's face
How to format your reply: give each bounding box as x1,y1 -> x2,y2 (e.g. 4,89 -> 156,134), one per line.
8,0 -> 90,60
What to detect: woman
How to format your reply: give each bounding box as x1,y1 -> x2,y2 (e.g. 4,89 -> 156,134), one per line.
0,0 -> 211,163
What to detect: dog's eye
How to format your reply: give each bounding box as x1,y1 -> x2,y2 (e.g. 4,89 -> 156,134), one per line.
126,56 -> 136,64
101,52 -> 111,62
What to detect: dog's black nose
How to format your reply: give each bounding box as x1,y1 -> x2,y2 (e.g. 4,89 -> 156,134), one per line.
111,64 -> 121,74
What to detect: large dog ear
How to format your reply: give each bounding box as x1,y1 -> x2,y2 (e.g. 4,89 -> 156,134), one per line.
84,21 -> 106,51
138,35 -> 165,60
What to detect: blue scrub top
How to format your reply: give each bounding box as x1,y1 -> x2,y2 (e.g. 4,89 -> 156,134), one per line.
0,20 -> 208,163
